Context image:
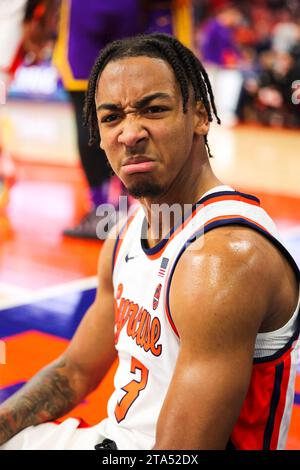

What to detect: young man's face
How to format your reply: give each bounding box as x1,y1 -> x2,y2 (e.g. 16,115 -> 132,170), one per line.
95,56 -> 205,199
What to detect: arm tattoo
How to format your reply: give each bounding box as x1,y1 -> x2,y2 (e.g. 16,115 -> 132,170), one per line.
0,359 -> 78,445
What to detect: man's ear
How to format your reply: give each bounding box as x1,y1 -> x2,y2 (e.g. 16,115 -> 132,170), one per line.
194,101 -> 209,136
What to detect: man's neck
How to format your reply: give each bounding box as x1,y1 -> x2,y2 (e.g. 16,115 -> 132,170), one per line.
140,160 -> 222,249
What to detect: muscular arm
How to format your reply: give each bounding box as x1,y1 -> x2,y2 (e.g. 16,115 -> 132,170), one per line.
0,358 -> 77,445
153,227 -> 297,449
0,234 -> 117,446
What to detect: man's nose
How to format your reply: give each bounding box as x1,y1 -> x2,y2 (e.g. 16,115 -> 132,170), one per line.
117,117 -> 148,147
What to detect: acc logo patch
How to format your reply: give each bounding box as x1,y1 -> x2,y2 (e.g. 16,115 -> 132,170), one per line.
153,283 -> 162,311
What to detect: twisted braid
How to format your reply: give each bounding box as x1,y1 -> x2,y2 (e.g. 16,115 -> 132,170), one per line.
83,41 -> 124,145
151,34 -> 220,123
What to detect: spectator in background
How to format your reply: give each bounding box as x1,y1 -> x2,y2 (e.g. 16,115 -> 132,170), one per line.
236,4 -> 300,128
195,0 -> 300,130
272,9 -> 299,53
249,4 -> 273,56
198,3 -> 244,125
200,3 -> 242,67
237,48 -> 300,128
236,50 -> 275,123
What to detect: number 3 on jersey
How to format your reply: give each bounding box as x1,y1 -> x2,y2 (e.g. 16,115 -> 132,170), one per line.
115,356 -> 149,423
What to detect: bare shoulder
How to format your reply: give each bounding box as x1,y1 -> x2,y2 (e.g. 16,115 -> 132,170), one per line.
169,225 -> 298,342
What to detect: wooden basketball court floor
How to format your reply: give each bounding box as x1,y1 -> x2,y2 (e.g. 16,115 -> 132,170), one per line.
0,103 -> 300,449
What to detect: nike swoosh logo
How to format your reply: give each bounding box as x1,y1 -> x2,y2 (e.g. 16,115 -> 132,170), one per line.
125,254 -> 135,262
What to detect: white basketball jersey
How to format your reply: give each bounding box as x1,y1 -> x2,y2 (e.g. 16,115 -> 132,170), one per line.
99,185 -> 300,450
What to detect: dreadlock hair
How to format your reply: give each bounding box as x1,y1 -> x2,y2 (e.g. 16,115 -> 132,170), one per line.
83,33 -> 221,158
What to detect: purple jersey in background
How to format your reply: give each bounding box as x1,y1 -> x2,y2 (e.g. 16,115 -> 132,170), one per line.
54,0 -> 174,90
200,17 -> 241,67
68,0 -> 141,81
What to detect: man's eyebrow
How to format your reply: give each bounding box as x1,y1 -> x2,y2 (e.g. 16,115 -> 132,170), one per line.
135,92 -> 172,108
96,103 -> 121,112
96,92 -> 172,112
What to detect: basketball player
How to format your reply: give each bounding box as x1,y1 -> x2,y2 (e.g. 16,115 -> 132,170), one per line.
0,34 -> 299,450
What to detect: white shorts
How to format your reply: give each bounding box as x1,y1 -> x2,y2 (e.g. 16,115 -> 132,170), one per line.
0,418 -> 108,450
0,416 -> 155,450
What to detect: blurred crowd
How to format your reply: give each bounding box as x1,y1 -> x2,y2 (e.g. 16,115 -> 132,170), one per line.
195,0 -> 300,127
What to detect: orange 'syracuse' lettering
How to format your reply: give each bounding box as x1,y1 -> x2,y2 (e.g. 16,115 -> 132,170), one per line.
114,288 -> 162,356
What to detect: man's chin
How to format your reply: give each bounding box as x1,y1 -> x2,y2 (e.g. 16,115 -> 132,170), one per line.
127,181 -> 164,199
